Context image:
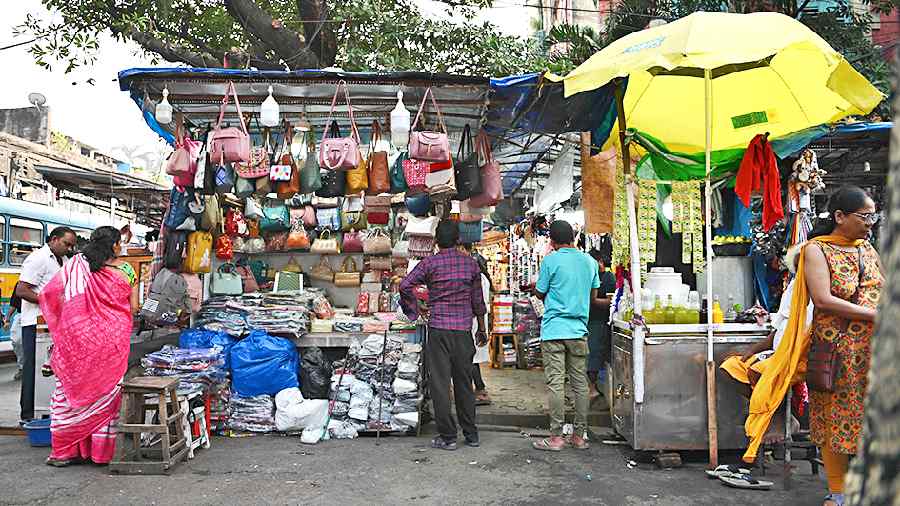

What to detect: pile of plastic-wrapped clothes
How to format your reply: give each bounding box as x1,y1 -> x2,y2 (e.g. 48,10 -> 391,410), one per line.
141,345 -> 228,397
515,298 -> 543,369
194,291 -> 316,337
329,334 -> 421,436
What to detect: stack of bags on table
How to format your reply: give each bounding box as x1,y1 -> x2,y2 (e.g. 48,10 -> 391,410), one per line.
141,345 -> 228,396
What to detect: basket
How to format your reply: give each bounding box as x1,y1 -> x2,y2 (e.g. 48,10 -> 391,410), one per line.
712,243 -> 751,257
23,418 -> 51,447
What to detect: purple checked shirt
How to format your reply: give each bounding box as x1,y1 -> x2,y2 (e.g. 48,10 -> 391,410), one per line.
399,248 -> 487,331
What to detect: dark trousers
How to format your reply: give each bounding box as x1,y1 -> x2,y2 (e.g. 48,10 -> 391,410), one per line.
472,364 -> 485,391
20,325 -> 36,421
426,327 -> 477,442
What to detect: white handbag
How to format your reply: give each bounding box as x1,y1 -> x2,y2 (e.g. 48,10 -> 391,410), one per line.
245,197 -> 264,219
405,216 -> 439,237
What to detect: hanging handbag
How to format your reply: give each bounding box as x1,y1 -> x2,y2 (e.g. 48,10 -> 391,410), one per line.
210,82 -> 251,163
265,231 -> 288,252
403,158 -> 429,193
302,205 -> 318,228
167,117 -> 202,186
235,117 -> 270,178
234,176 -> 255,198
260,200 -> 291,232
236,265 -> 259,293
225,208 -> 248,236
409,87 -> 450,162
165,187 -> 193,230
392,234 -> 409,259
426,164 -> 457,200
254,170 -> 273,196
245,237 -> 266,254
458,220 -> 484,244
341,211 -> 367,232
334,257 -> 361,287
319,81 -> 362,171
316,207 -> 341,231
367,120 -> 391,195
195,127 -> 211,193
310,229 -> 341,255
365,194 -> 391,226
183,231 -> 213,274
214,156 -> 235,195
342,230 -> 364,253
210,263 -> 244,296
313,196 -> 341,208
364,195 -> 391,208
200,194 -> 220,232
300,130 -> 323,194
274,124 -> 301,199
391,151 -> 409,193
356,292 -> 372,315
246,218 -> 260,238
289,207 -> 305,232
215,233 -> 234,261
245,197 -> 264,219
286,229 -> 310,250
346,153 -> 369,194
232,236 -> 246,253
363,228 -> 392,255
310,256 -> 335,282
407,235 -> 435,257
807,247 -> 866,392
469,131 -> 504,207
406,216 -> 439,236
367,256 -> 393,271
459,199 -> 491,222
453,125 -> 482,200
270,163 -> 293,182
405,193 -> 432,217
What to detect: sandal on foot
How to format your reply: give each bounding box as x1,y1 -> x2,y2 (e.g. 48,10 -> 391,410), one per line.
532,437 -> 565,451
705,464 -> 752,479
45,458 -> 73,468
719,473 -> 774,490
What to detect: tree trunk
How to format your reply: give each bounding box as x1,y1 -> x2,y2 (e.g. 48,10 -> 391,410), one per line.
844,52 -> 900,506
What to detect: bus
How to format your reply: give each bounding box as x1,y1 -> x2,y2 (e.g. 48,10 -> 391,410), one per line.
0,197 -> 111,340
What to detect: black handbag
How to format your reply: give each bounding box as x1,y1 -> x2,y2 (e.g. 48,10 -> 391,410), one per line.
315,120 -> 347,198
453,125 -> 482,200
807,246 -> 865,393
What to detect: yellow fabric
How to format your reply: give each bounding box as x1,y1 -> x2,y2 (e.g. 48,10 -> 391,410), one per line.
822,444 -> 849,493
742,235 -> 864,463
548,12 -> 883,153
720,354 -> 758,385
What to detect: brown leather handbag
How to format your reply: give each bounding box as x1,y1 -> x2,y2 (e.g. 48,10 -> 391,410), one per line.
275,123 -> 301,199
367,120 -> 391,195
807,246 -> 865,393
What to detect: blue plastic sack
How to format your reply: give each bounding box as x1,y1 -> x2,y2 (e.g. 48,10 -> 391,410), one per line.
230,330 -> 300,397
179,328 -> 237,367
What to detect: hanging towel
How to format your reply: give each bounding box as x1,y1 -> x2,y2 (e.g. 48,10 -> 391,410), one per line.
734,134 -> 784,231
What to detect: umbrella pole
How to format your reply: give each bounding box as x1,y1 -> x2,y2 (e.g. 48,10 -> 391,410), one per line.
703,68 -> 719,468
614,80 -> 645,405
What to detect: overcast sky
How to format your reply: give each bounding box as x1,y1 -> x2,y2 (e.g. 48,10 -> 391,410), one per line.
0,0 -> 532,170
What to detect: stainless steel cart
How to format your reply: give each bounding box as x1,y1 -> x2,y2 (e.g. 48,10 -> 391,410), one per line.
609,321 -> 778,452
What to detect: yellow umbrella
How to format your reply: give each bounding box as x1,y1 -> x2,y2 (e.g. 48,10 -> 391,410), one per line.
550,11 -> 882,153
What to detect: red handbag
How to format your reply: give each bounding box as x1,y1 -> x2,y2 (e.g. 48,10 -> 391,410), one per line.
409,88 -> 450,162
225,208 -> 248,236
265,232 -> 288,252
215,234 -> 234,260
367,210 -> 390,225
342,230 -> 364,253
403,159 -> 428,193
286,230 -> 311,250
356,292 -> 371,315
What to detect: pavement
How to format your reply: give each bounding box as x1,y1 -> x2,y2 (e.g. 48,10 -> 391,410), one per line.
0,425 -> 827,506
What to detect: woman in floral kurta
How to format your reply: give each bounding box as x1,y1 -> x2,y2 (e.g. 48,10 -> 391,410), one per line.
804,186 -> 883,506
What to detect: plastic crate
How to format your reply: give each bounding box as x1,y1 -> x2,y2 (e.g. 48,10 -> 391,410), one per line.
23,418 -> 51,447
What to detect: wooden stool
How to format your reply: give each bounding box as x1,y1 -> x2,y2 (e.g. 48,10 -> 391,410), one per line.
489,333 -> 522,369
109,377 -> 188,475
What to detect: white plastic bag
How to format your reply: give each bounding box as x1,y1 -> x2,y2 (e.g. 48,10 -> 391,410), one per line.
534,141 -> 575,214
274,388 -> 329,432
327,419 -> 359,440
392,378 -> 417,394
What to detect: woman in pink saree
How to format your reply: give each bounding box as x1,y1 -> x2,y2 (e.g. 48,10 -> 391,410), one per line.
39,226 -> 138,466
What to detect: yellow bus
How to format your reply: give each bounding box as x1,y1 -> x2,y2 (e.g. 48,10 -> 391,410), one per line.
0,197 -> 110,340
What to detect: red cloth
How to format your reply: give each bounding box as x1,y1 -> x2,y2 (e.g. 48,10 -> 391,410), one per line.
734,134 -> 784,231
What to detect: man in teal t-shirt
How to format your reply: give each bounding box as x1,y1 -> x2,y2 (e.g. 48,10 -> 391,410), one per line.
532,220 -> 600,452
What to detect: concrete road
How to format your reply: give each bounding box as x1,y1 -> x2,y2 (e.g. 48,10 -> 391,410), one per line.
0,428 -> 827,506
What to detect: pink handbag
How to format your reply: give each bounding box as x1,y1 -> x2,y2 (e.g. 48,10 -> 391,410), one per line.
409,88 -> 450,162
342,230 -> 364,253
166,119 -> 202,186
469,131 -> 504,208
235,146 -> 270,179
210,82 -> 251,164
318,81 -> 362,171
302,205 -> 317,228
403,159 -> 429,193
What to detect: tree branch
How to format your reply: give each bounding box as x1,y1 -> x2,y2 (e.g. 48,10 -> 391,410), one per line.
125,28 -> 222,68
224,0 -> 318,69
296,0 -> 337,66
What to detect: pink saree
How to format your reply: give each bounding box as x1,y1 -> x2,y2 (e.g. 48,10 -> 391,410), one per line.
39,254 -> 132,463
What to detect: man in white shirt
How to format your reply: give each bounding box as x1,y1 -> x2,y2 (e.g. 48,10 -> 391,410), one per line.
16,226 -> 76,422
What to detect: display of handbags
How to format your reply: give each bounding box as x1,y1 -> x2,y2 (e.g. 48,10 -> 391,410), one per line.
316,207 -> 341,231
342,230 -> 364,253
367,120 -> 391,195
362,228 -> 392,255
334,257 -> 361,287
346,154 -> 369,194
405,215 -> 439,237
310,256 -> 335,282
211,263 -> 244,296
453,125 -> 482,200
265,231 -> 288,252
407,235 -> 435,258
260,201 -> 291,232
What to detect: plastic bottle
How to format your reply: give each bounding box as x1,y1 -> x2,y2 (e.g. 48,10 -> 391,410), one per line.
687,291 -> 701,324
390,90 -> 411,149
664,295 -> 676,324
699,296 -> 709,324
725,295 -> 737,322
712,296 -> 725,324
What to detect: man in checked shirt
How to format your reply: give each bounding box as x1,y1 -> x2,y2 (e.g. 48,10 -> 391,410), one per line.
400,220 -> 487,450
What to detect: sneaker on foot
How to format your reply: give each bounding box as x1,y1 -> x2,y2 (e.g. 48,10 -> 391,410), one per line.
533,436 -> 566,451
431,437 -> 457,451
465,434 -> 480,447
568,433 -> 590,450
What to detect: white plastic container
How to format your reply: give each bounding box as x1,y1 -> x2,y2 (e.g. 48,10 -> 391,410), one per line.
260,85 -> 280,127
390,90 -> 411,149
645,268 -> 683,303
